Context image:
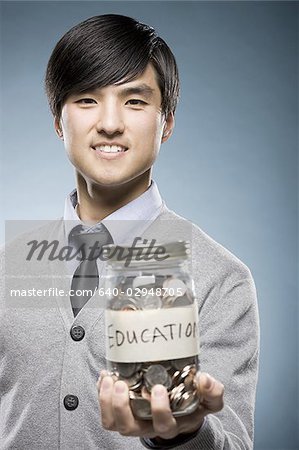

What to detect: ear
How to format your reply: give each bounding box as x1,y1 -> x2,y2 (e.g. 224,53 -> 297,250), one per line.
54,117 -> 64,140
161,112 -> 175,144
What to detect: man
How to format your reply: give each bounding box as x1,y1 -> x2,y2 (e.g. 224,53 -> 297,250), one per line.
0,14 -> 259,449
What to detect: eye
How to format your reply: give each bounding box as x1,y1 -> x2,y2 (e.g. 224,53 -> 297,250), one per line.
76,98 -> 97,104
126,99 -> 147,106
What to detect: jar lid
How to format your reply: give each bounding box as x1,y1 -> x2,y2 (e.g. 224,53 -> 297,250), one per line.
102,240 -> 190,267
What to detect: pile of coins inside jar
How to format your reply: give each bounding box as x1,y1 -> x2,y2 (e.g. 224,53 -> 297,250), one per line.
106,272 -> 200,419
110,357 -> 198,419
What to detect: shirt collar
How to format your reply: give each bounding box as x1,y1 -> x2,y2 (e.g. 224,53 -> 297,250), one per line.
63,180 -> 164,244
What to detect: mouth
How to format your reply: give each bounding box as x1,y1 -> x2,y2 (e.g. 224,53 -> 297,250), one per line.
92,144 -> 128,160
93,144 -> 128,153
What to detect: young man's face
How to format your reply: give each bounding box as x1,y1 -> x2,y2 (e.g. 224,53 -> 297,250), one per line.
56,64 -> 174,189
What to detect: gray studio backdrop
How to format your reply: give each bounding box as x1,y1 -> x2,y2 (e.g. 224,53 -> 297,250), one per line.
0,1 -> 298,449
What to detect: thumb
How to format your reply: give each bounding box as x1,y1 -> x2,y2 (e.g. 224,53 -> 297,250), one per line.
196,372 -> 224,413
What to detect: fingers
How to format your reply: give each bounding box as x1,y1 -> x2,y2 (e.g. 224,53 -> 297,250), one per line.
196,372 -> 224,414
151,385 -> 178,439
98,372 -> 224,439
112,381 -> 136,435
98,374 -> 154,437
96,370 -> 108,390
98,374 -> 115,430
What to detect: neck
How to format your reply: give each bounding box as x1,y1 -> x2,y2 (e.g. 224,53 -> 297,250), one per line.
75,171 -> 152,223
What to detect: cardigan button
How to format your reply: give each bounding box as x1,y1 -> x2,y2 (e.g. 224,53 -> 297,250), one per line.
70,325 -> 85,341
63,395 -> 79,411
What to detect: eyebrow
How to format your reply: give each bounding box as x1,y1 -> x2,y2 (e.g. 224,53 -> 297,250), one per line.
118,84 -> 155,99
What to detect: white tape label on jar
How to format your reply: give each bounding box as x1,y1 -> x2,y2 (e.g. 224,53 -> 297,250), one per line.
105,303 -> 200,363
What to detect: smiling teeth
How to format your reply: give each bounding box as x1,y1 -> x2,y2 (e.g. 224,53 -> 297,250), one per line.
95,145 -> 125,153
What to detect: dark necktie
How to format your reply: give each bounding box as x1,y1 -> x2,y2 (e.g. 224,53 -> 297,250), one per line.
69,224 -> 113,317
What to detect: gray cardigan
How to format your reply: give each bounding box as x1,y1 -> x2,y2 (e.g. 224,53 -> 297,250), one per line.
0,206 -> 259,449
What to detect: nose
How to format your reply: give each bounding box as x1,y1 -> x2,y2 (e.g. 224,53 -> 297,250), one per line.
96,101 -> 125,136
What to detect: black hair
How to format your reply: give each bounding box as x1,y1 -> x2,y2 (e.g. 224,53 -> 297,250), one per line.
45,14 -> 180,119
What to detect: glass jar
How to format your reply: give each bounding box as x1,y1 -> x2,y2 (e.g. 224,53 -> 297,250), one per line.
102,240 -> 200,419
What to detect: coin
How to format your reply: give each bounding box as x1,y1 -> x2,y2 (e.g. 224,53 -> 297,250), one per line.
172,364 -> 197,386
180,390 -> 198,410
120,298 -> 140,311
116,362 -> 140,378
169,383 -> 186,410
163,277 -> 187,298
108,371 -> 119,383
171,294 -> 193,307
130,396 -> 152,419
141,385 -> 151,401
172,395 -> 199,418
162,295 -> 177,308
144,364 -> 172,392
132,275 -> 155,289
171,370 -> 182,387
139,294 -> 162,310
110,297 -> 138,311
108,297 -> 119,309
122,371 -> 143,391
180,365 -> 195,380
183,370 -> 196,391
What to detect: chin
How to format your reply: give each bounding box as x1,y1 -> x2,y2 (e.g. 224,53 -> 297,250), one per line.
87,175 -> 130,188
80,167 -> 149,189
